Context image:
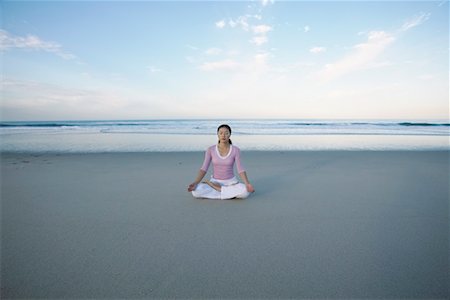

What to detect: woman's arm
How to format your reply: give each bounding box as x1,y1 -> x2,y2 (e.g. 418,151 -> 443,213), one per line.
239,171 -> 255,193
235,148 -> 254,193
188,148 -> 211,192
203,179 -> 221,192
187,169 -> 207,192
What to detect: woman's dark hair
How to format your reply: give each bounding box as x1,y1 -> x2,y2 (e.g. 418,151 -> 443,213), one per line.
217,124 -> 232,144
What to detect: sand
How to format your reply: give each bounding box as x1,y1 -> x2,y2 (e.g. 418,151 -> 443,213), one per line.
1,151 -> 449,299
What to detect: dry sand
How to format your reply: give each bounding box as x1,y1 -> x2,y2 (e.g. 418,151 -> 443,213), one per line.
1,151 -> 449,299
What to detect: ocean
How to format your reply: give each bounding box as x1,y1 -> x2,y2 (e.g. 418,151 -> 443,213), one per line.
0,119 -> 449,152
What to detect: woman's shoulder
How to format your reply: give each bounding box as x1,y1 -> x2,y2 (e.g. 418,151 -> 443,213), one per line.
206,145 -> 216,152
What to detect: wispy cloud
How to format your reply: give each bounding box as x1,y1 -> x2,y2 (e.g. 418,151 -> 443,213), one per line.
261,0 -> 275,7
205,47 -> 222,55
1,78 -> 182,120
204,7 -> 275,75
215,11 -> 273,48
253,25 -> 272,34
418,74 -> 435,81
400,12 -> 430,32
310,46 -> 326,54
228,15 -> 251,31
252,52 -> 271,72
303,26 -> 310,33
315,11 -> 430,82
0,29 -> 76,60
315,31 -> 395,82
251,36 -> 268,46
147,66 -> 162,73
215,20 -> 226,29
186,44 -> 199,51
199,59 -> 240,71
251,24 -> 272,47
1,78 -> 126,119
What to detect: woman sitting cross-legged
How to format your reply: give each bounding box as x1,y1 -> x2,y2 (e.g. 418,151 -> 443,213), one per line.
187,124 -> 255,200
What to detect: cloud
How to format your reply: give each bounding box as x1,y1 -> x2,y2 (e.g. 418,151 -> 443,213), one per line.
219,14 -> 272,47
310,46 -> 326,54
261,0 -> 275,6
418,74 -> 435,81
304,26 -> 310,33
254,52 -> 270,64
185,56 -> 196,63
315,31 -> 395,81
250,24 -> 272,46
251,36 -> 268,46
356,31 -> 395,50
230,15 -> 250,31
205,47 -> 222,55
228,19 -> 237,28
253,24 -> 272,34
0,29 -> 76,60
1,78 -> 127,120
1,78 -> 184,120
227,15 -> 264,31
199,59 -> 240,71
400,12 -> 430,32
186,44 -> 199,51
253,52 -> 271,71
197,51 -> 271,76
215,20 -> 226,29
147,66 -> 162,73
313,11 -> 431,83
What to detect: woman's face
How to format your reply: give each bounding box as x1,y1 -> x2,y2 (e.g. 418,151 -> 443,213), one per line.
218,127 -> 231,143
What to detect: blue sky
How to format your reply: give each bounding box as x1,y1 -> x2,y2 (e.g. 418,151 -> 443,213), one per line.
1,0 -> 448,121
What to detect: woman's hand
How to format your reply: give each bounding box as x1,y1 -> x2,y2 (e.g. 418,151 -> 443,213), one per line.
187,182 -> 198,192
188,170 -> 207,192
246,183 -> 255,193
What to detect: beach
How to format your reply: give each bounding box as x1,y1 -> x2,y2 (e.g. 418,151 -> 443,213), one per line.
1,151 -> 449,299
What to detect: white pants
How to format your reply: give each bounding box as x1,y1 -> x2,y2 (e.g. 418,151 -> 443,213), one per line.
192,176 -> 250,200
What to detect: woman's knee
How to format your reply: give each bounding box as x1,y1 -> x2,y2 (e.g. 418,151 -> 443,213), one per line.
236,190 -> 250,199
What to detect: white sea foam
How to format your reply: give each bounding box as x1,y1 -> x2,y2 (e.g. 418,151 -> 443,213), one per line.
1,119 -> 448,152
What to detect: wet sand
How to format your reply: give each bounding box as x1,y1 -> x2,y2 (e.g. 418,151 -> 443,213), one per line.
1,151 -> 449,298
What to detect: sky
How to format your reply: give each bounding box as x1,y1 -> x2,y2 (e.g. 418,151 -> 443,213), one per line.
1,0 -> 448,121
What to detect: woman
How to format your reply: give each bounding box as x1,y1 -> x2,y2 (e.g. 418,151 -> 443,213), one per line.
187,124 -> 255,199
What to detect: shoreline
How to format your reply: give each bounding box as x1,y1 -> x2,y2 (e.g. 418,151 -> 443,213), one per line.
1,132 -> 449,153
1,151 -> 449,298
1,148 -> 449,155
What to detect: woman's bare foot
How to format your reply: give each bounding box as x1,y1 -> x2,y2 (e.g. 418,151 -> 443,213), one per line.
202,180 -> 222,192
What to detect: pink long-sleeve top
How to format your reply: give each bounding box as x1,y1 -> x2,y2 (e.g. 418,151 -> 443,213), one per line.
200,145 -> 245,180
